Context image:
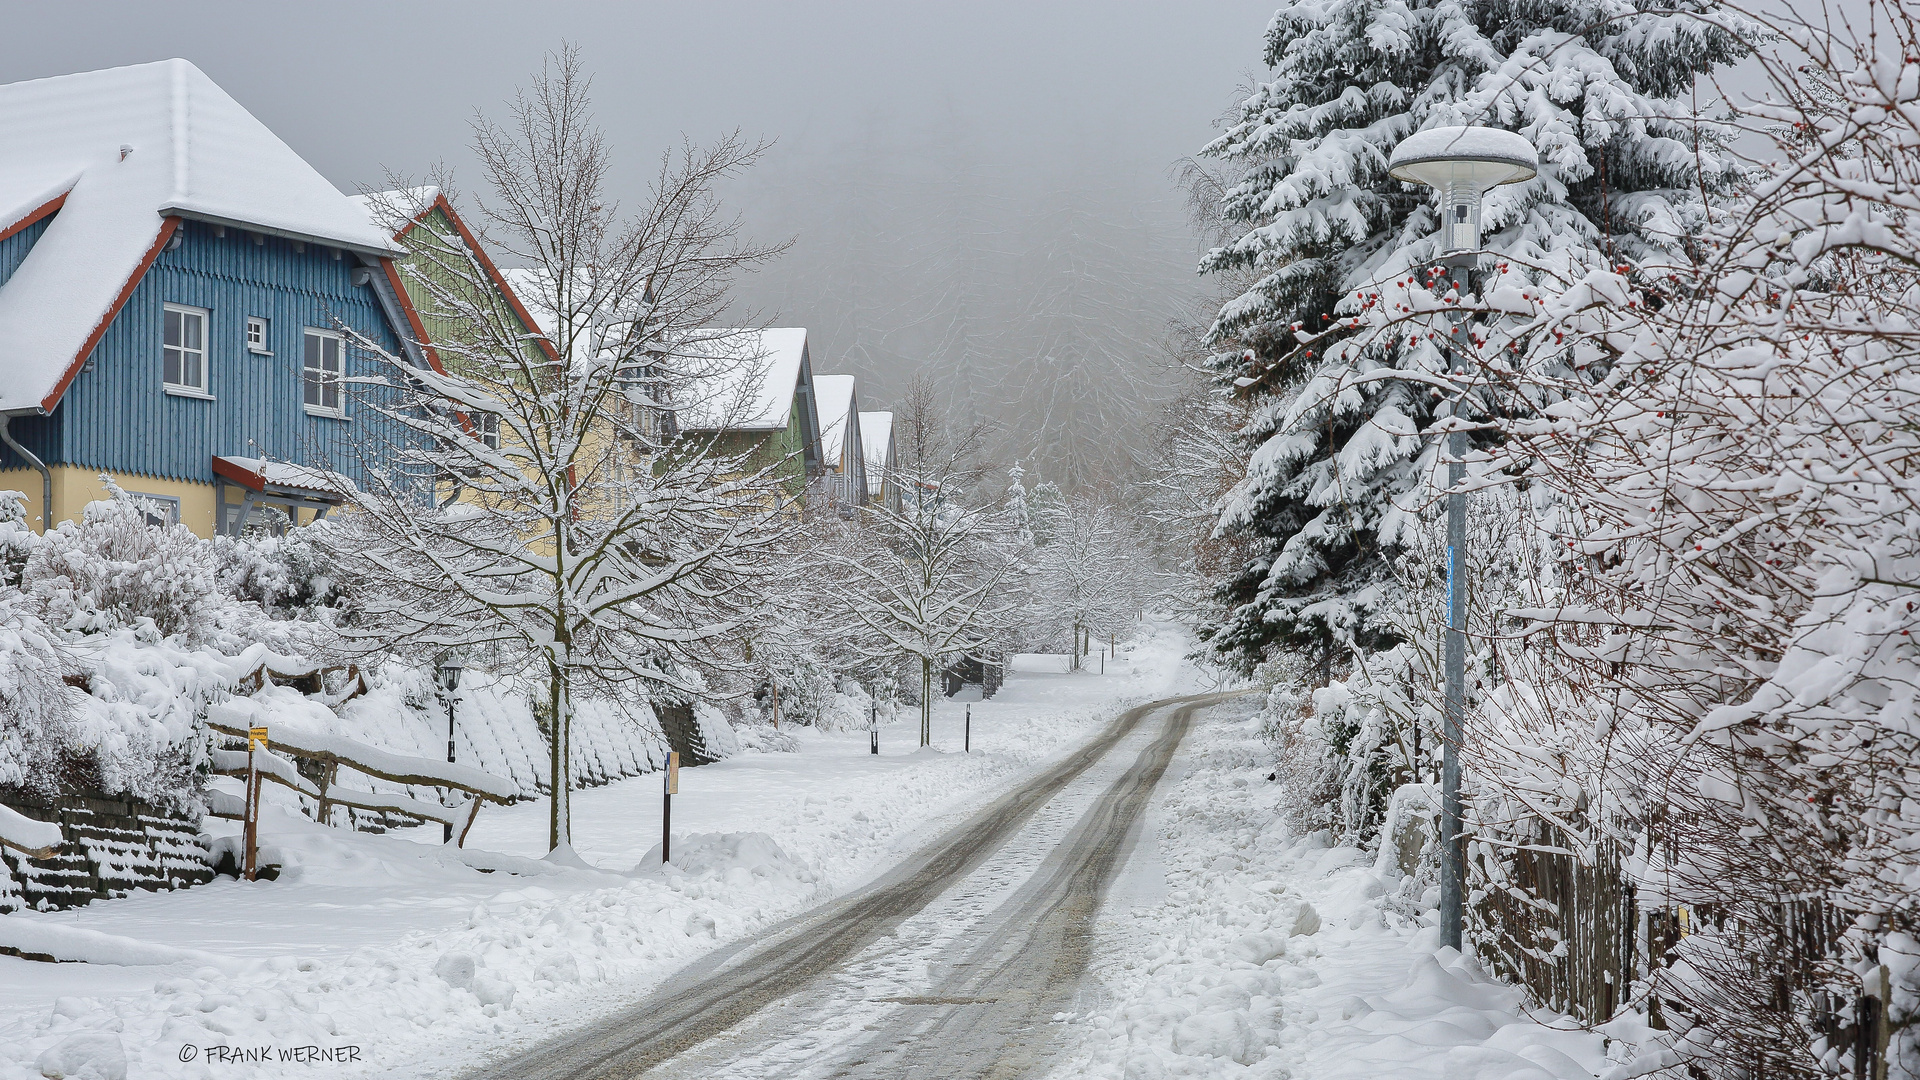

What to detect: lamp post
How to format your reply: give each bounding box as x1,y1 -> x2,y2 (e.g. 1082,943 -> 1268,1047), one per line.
436,653 -> 465,843
1387,126 -> 1537,952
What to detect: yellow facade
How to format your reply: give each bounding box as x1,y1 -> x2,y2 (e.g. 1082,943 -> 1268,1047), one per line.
0,465 -> 322,538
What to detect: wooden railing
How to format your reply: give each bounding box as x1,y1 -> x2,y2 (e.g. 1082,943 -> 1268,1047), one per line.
203,713 -> 516,847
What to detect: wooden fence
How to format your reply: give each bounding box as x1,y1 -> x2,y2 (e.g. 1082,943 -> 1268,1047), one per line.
1467,823 -> 1890,1078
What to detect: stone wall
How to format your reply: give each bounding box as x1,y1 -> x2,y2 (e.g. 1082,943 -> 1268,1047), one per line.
0,791 -> 212,914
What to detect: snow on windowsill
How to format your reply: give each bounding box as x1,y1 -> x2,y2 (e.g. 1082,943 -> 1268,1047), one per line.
163,385 -> 214,401
303,406 -> 349,421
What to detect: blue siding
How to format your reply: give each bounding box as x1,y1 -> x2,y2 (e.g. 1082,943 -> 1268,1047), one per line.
2,218 -> 417,487
0,216 -> 51,289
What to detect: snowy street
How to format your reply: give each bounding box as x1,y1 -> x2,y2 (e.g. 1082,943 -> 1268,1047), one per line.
471,691 -> 1242,1080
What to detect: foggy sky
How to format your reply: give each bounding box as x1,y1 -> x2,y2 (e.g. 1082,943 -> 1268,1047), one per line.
4,1 -> 1279,488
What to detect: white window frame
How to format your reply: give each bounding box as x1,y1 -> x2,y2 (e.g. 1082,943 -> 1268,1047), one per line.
302,327 -> 347,418
163,303 -> 211,397
125,492 -> 181,527
246,315 -> 272,355
479,412 -> 500,450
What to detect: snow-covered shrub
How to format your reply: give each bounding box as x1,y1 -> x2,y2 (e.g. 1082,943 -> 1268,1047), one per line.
23,484 -> 219,642
0,490 -> 34,588
0,592 -> 75,796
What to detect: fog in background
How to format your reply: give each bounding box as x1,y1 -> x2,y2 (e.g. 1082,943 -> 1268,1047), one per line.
3,1 -> 1278,490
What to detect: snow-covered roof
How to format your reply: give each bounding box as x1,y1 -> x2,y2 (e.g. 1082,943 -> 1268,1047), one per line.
675,328 -> 810,432
348,186 -> 441,239
0,59 -> 399,413
211,455 -> 356,500
814,375 -> 857,468
860,410 -> 893,474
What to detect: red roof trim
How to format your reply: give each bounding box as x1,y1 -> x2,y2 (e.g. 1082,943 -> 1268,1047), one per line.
380,256 -> 445,374
39,215 -> 180,413
428,193 -> 560,363
0,191 -> 68,246
211,455 -> 266,491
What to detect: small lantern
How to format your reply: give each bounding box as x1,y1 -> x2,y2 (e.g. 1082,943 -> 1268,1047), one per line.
436,653 -> 465,694
1388,126 -> 1539,254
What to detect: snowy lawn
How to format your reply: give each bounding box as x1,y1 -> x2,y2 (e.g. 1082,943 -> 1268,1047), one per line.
0,627 -> 1205,1080
1052,697 -> 1624,1080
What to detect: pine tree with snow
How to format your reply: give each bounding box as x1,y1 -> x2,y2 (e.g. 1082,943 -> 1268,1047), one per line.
1197,0 -> 1746,670
1004,463 -> 1035,549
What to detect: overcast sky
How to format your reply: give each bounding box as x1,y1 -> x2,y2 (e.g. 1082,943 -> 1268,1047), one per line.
2,2 -> 1273,203
4,1 -> 1280,485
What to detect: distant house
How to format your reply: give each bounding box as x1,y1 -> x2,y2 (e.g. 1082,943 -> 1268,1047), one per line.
0,60 -> 427,537
351,188 -> 555,376
859,410 -> 898,512
811,374 -> 867,511
673,328 -> 823,499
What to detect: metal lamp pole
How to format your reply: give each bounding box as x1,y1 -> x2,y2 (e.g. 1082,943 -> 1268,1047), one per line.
1387,127 -> 1537,952
436,654 -> 464,843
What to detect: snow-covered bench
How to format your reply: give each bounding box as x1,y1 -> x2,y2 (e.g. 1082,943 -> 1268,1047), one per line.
203,713 -> 516,847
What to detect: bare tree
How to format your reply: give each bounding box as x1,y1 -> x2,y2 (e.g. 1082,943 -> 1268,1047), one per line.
325,47 -> 788,856
821,380 -> 1017,745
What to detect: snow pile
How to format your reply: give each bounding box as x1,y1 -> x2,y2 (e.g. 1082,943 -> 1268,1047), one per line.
1054,702 -> 1618,1080
641,832 -> 821,892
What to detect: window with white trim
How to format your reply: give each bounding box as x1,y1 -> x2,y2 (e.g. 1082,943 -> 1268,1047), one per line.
303,328 -> 345,416
246,316 -> 271,354
163,304 -> 208,393
126,492 -> 181,527
479,412 -> 500,450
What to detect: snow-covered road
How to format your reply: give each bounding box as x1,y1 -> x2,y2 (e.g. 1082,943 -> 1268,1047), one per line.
474,691 -> 1244,1080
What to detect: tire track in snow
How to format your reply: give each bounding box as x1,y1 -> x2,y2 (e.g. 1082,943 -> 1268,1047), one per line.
460,691 -> 1242,1080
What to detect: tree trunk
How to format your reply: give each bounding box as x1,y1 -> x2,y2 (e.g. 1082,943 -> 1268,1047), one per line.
920,655 -> 933,746
548,656 -> 573,852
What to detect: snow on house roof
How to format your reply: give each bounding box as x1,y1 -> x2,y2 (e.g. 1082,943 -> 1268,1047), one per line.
814,375 -> 857,468
674,328 -> 810,433
860,410 -> 893,474
348,187 -> 442,238
0,59 -> 398,413
211,455 -> 356,500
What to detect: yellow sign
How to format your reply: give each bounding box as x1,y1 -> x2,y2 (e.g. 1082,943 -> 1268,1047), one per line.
666,751 -> 680,795
248,726 -> 269,751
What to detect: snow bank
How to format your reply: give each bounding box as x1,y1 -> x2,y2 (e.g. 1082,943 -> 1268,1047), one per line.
0,918 -> 236,970
1052,699 -> 1622,1080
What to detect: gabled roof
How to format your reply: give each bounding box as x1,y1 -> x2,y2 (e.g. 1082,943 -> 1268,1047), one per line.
814,374 -> 857,468
859,410 -> 894,474
674,328 -> 811,433
0,59 -> 399,414
352,188 -> 556,364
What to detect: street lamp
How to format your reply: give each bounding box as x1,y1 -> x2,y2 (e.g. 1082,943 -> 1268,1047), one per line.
1387,125 -> 1537,952
436,653 -> 465,843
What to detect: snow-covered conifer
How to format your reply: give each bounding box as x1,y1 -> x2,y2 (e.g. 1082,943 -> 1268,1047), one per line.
1199,0 -> 1746,669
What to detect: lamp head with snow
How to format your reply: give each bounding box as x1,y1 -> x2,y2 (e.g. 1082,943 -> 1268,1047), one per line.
436,655 -> 465,693
1388,127 -> 1538,254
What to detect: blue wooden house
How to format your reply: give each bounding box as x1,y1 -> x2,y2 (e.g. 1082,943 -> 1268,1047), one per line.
0,59 -> 430,537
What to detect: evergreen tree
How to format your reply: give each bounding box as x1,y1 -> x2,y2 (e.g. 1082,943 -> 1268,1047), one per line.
1197,0 -> 1745,671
